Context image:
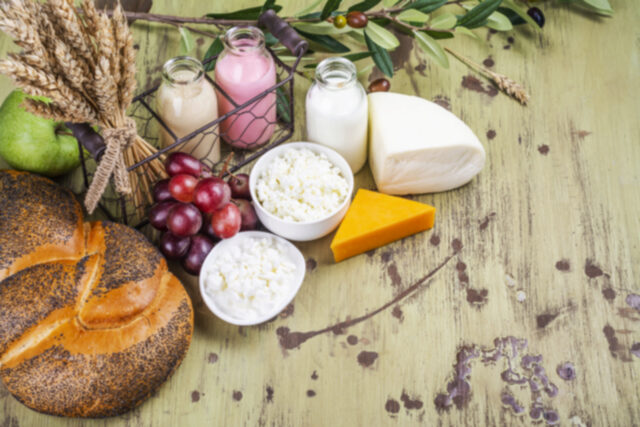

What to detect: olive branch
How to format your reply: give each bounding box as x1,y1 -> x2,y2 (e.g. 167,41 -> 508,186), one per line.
113,0 -> 613,105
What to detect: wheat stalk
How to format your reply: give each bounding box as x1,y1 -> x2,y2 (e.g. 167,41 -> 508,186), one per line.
0,0 -> 165,219
112,4 -> 136,110
445,47 -> 530,105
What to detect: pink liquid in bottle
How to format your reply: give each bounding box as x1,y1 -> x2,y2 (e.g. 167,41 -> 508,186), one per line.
215,26 -> 276,149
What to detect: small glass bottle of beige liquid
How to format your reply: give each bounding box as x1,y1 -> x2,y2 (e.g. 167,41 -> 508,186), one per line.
157,56 -> 220,164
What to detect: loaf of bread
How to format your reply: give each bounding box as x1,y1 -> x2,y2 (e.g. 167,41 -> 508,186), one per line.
0,170 -> 193,417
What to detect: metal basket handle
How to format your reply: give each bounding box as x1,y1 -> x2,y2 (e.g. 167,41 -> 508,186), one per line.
258,9 -> 308,57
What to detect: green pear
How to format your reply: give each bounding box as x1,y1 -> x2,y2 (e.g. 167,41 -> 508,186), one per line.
0,90 -> 80,177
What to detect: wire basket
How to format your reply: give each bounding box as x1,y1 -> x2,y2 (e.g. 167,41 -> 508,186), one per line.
75,11 -> 307,229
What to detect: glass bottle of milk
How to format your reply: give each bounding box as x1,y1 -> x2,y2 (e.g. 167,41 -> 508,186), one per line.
305,57 -> 368,174
157,56 -> 220,164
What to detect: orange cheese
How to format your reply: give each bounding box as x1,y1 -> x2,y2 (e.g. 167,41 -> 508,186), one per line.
330,189 -> 436,262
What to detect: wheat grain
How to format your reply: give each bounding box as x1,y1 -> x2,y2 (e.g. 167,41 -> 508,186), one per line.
113,4 -> 136,110
48,0 -> 94,65
487,71 -> 530,105
444,47 -> 530,105
22,97 -> 70,122
93,56 -> 119,124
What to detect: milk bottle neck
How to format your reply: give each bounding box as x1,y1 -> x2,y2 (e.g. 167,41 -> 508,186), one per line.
314,57 -> 357,91
223,26 -> 267,56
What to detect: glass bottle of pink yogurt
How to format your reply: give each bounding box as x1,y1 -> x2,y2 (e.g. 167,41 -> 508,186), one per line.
215,26 -> 276,149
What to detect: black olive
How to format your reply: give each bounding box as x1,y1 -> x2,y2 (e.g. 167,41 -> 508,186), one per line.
527,7 -> 545,28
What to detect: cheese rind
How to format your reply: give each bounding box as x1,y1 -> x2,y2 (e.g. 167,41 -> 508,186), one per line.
330,189 -> 435,262
368,92 -> 486,195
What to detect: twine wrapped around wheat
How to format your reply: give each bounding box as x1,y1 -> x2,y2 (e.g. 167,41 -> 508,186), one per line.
0,0 -> 166,215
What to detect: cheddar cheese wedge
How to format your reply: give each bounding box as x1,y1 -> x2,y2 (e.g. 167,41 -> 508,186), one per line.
330,189 -> 435,262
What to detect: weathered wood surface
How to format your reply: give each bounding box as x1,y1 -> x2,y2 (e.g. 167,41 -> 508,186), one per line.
1,0 -> 639,426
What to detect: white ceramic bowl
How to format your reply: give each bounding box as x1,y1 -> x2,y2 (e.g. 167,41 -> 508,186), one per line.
198,231 -> 306,326
249,142 -> 354,241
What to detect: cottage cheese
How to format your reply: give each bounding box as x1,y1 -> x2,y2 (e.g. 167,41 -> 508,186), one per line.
203,235 -> 298,320
255,147 -> 349,222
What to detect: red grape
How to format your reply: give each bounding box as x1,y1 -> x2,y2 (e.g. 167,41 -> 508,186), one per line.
152,179 -> 174,203
193,177 -> 231,214
166,203 -> 202,237
228,173 -> 251,199
182,234 -> 214,275
234,199 -> 258,231
159,232 -> 191,259
211,203 -> 241,239
149,201 -> 177,231
169,174 -> 198,203
165,152 -> 203,177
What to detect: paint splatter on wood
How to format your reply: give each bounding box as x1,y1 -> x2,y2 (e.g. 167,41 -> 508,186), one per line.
232,391 -> 243,401
486,129 -> 496,140
434,337 -> 559,424
306,390 -> 316,397
387,263 -> 402,287
357,351 -> 379,368
429,234 -> 441,246
538,145 -> 550,155
483,56 -> 495,67
279,303 -> 295,319
191,391 -> 200,403
433,95 -> 451,111
311,371 -> 318,380
603,325 -> 632,361
391,306 -> 404,322
556,362 -> 576,381
275,253 -> 455,350
461,75 -> 498,97
625,294 -> 640,312
347,335 -> 358,345
401,391 -> 424,410
555,260 -> 570,271
479,212 -> 496,230
537,312 -> 559,329
385,399 -> 400,414
305,258 -> 317,272
585,260 -> 603,278
207,353 -> 218,364
266,386 -> 274,403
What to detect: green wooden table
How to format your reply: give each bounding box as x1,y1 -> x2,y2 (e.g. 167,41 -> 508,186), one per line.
1,0 -> 639,425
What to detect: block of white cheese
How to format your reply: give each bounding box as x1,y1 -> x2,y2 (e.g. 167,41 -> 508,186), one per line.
368,92 -> 486,195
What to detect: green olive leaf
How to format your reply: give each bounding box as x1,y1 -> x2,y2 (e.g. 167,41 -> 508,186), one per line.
429,12 -> 457,29
407,0 -> 448,13
203,37 -> 224,72
578,0 -> 613,15
499,0 -> 540,28
276,86 -> 291,123
296,29 -> 350,52
206,5 -> 282,19
456,0 -> 503,29
321,0 -> 342,20
348,0 -> 382,12
260,0 -> 277,15
382,0 -> 398,7
178,27 -> 195,55
455,26 -> 480,39
413,30 -> 449,68
364,32 -> 393,77
293,21 -> 351,35
293,0 -> 324,17
486,11 -> 513,31
363,20 -> 400,50
347,29 -> 366,44
396,9 -> 431,24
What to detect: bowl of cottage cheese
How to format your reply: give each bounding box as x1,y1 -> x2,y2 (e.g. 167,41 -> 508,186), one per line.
199,231 -> 306,325
249,142 -> 354,241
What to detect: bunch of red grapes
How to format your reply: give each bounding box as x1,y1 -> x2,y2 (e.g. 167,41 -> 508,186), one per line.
149,152 -> 258,275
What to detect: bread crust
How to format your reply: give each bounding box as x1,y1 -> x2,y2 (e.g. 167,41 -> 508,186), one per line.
0,171 -> 194,418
